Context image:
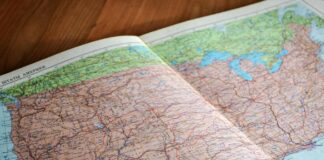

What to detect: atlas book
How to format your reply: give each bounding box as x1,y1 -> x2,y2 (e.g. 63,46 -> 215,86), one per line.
0,0 -> 323,159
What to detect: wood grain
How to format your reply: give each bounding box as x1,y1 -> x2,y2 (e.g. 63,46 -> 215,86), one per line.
0,0 -> 261,75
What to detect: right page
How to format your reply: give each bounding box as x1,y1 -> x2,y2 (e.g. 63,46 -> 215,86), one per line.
141,0 -> 324,159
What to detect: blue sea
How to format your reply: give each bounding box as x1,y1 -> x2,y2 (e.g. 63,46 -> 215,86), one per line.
0,94 -> 18,160
283,136 -> 324,160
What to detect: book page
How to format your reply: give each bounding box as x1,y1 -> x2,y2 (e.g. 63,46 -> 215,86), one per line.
141,0 -> 324,159
0,36 -> 269,159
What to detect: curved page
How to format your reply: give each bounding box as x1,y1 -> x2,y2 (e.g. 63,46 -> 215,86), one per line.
141,0 -> 324,159
0,36 -> 268,159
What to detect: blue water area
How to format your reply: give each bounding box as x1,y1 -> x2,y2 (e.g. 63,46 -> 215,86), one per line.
171,60 -> 177,65
0,94 -> 18,160
283,135 -> 324,160
214,24 -> 227,32
239,51 -> 267,66
276,49 -> 289,58
278,7 -> 294,23
128,45 -> 148,53
128,45 -> 157,59
278,3 -> 314,23
310,21 -> 324,61
229,59 -> 253,81
270,49 -> 289,73
199,49 -> 289,81
269,59 -> 283,73
94,123 -> 105,129
294,3 -> 314,18
319,46 -> 324,61
196,48 -> 203,53
200,50 -> 232,67
228,52 -> 266,81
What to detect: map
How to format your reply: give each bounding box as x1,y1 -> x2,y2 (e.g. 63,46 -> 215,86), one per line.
0,0 -> 323,160
145,1 -> 324,160
0,42 -> 268,159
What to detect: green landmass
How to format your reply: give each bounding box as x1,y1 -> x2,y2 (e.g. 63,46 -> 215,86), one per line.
1,4 -> 323,103
149,4 -> 323,67
0,46 -> 163,102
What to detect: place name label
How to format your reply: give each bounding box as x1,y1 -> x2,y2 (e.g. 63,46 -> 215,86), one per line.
1,65 -> 46,86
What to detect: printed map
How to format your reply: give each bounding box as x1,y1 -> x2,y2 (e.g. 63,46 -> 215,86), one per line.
0,45 -> 268,159
148,2 -> 324,160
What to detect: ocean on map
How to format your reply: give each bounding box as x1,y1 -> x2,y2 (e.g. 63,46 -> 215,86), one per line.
0,94 -> 18,160
283,136 -> 324,160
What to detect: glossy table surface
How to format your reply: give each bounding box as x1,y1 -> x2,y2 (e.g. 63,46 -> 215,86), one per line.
0,0 -> 260,75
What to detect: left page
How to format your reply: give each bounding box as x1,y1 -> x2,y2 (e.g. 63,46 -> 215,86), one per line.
0,36 -> 269,159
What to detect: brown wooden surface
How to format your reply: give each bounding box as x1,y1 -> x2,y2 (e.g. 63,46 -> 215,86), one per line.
0,0 -> 261,75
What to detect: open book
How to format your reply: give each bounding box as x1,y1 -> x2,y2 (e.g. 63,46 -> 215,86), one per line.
0,0 -> 323,159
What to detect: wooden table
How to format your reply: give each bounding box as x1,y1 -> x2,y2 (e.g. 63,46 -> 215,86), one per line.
0,0 -> 260,75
